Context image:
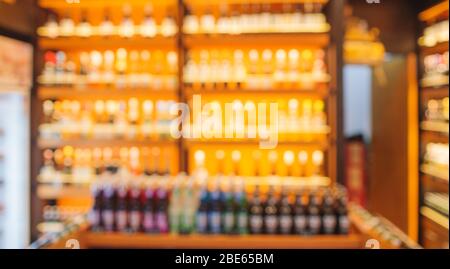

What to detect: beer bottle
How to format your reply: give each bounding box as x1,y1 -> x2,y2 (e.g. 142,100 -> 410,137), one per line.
249,185 -> 264,234
128,179 -> 142,233
307,192 -> 322,235
222,180 -> 235,234
264,186 -> 279,234
115,179 -> 129,233
196,183 -> 209,234
336,194 -> 349,235
208,180 -> 222,234
321,191 -> 337,235
234,180 -> 248,235
293,191 -> 307,235
142,180 -> 155,233
279,188 -> 293,234
155,181 -> 169,233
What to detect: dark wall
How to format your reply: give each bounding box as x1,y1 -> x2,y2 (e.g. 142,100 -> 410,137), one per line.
348,0 -> 421,54
0,0 -> 41,38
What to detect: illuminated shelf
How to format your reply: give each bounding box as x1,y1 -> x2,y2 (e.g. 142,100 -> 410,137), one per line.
420,121 -> 449,134
37,184 -> 91,200
38,138 -> 178,148
38,174 -> 92,185
420,206 -> 449,230
39,36 -> 176,50
420,41 -> 449,55
185,0 -> 329,6
39,0 -> 176,9
185,138 -> 329,147
184,85 -> 331,98
420,164 -> 449,182
80,232 -> 362,249
38,87 -> 178,100
184,33 -> 329,48
419,0 -> 449,22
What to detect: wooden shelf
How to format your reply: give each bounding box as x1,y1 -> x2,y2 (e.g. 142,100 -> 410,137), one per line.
184,138 -> 330,149
80,232 -> 363,249
420,121 -> 449,135
38,138 -> 178,148
419,0 -> 449,22
420,41 -> 449,55
184,33 -> 329,48
39,0 -> 176,9
37,184 -> 91,200
184,86 -> 331,98
39,36 -> 176,50
38,87 -> 178,100
185,0 -> 329,6
420,206 -> 449,230
421,85 -> 449,99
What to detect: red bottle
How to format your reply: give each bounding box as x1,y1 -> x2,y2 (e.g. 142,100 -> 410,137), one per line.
115,180 -> 129,232
142,181 -> 155,233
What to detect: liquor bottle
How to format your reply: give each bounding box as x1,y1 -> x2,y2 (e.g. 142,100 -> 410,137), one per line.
59,12 -> 75,37
101,170 -> 116,232
76,10 -> 92,38
283,150 -> 295,176
200,8 -> 215,34
119,5 -> 135,38
298,150 -> 308,177
196,182 -> 209,234
169,176 -> 182,234
155,181 -> 169,233
128,179 -> 142,233
140,4 -> 157,38
89,179 -> 103,232
208,179 -> 222,234
180,176 -> 196,234
161,10 -> 177,37
234,179 -> 248,234
221,179 -> 235,234
279,188 -> 293,234
293,191 -> 307,235
312,150 -> 324,176
142,179 -> 155,233
249,185 -> 264,234
99,10 -> 115,37
336,194 -> 349,235
184,7 -> 199,34
115,179 -> 129,232
307,192 -> 322,235
321,191 -> 337,235
264,186 -> 279,234
43,14 -> 59,38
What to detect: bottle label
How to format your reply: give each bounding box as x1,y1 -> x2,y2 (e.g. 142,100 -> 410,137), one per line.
264,215 -> 278,233
208,212 -> 221,233
237,213 -> 248,230
339,215 -> 349,234
223,212 -> 234,232
156,212 -> 168,233
294,215 -> 307,233
102,210 -> 114,231
116,210 -> 128,231
143,212 -> 154,232
129,211 -> 141,231
323,215 -> 337,234
308,215 -> 321,234
250,215 -> 263,233
280,215 -> 293,234
196,212 -> 208,233
89,210 -> 100,227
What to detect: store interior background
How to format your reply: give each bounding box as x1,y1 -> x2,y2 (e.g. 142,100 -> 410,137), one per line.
0,0 -> 448,249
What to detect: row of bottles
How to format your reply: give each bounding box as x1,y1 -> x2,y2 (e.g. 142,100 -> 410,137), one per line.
421,50 -> 449,87
423,143 -> 449,168
39,6 -> 177,39
89,171 -> 349,235
183,3 -> 329,34
39,146 -> 175,184
40,98 -> 177,139
420,19 -> 449,48
186,98 -> 329,137
39,49 -> 178,88
424,97 -> 449,123
193,149 -> 326,178
184,48 -> 329,89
